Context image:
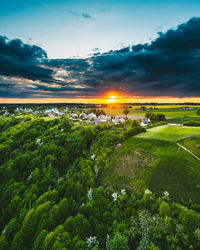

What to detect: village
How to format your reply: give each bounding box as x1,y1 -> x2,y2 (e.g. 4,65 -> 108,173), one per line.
0,106 -> 151,126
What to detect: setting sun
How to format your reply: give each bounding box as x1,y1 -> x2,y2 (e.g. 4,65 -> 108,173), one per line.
107,96 -> 117,103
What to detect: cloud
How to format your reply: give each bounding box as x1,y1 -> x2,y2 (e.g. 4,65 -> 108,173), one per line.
1,17 -> 200,99
0,36 -> 54,82
82,13 -> 92,19
68,10 -> 94,20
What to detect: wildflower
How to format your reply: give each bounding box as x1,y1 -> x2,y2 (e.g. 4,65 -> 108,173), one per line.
163,191 -> 169,197
87,187 -> 93,201
94,165 -> 99,176
91,154 -> 95,160
36,138 -> 42,146
121,189 -> 126,195
112,192 -> 118,201
86,236 -> 100,248
144,189 -> 152,195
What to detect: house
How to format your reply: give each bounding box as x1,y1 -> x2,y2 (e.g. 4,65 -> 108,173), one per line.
3,111 -> 9,117
99,115 -> 110,122
141,117 -> 150,126
58,111 -> 65,116
118,117 -> 125,123
95,118 -> 101,125
111,119 -> 118,124
88,113 -> 97,119
48,112 -> 57,118
71,113 -> 78,118
44,109 -> 52,114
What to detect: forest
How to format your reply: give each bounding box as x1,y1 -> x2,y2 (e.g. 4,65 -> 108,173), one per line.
0,115 -> 200,250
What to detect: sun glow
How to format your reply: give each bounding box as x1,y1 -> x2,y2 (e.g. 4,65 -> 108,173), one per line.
107,96 -> 117,103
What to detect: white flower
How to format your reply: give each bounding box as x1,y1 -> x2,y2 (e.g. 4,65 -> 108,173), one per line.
87,187 -> 93,201
27,171 -> 33,181
121,189 -> 126,195
163,191 -> 169,197
94,165 -> 99,176
144,189 -> 152,195
86,236 -> 100,248
112,192 -> 118,201
91,154 -> 95,160
36,138 -> 43,146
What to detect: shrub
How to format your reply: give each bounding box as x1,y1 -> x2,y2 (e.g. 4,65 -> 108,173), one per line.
121,127 -> 146,140
183,120 -> 200,126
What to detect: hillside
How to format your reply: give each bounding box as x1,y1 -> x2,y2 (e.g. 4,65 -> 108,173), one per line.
0,117 -> 200,249
103,125 -> 200,203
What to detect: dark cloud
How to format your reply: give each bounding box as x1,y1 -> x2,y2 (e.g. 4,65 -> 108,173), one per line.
0,36 -> 54,82
82,13 -> 92,19
68,10 -> 94,20
1,17 -> 200,99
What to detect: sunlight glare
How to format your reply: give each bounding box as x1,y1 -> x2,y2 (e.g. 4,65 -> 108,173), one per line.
107,96 -> 117,103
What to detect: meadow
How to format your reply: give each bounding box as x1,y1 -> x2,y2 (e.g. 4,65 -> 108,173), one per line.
136,124 -> 200,141
103,124 -> 200,203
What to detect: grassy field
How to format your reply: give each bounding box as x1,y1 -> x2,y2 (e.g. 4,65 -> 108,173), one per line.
179,137 -> 200,158
136,125 -> 200,141
103,105 -> 200,123
102,125 -> 200,203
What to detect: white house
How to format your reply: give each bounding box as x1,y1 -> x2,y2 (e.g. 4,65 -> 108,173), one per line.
71,113 -> 78,118
88,113 -> 97,119
141,117 -> 150,126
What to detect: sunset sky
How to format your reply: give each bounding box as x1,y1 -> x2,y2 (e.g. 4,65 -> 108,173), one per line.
0,0 -> 200,103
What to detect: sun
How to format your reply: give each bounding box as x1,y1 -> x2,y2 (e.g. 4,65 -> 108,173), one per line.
107,95 -> 117,103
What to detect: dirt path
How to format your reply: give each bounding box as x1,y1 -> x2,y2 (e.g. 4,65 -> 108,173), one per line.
177,143 -> 200,161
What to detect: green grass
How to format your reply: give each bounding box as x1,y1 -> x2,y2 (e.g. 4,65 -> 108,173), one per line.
167,116 -> 200,123
136,125 -> 200,141
102,125 -> 200,203
179,137 -> 200,158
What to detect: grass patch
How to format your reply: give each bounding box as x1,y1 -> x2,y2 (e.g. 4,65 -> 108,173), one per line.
102,129 -> 200,203
136,125 -> 200,142
179,137 -> 200,157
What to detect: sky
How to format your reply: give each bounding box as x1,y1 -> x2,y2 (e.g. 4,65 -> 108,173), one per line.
0,0 -> 200,103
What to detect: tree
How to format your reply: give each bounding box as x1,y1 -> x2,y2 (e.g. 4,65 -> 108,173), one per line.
131,119 -> 141,128
62,116 -> 73,131
123,108 -> 130,119
106,233 -> 130,250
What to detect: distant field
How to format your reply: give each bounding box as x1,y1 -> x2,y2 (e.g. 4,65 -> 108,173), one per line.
103,105 -> 200,123
136,125 -> 200,141
102,124 -> 200,203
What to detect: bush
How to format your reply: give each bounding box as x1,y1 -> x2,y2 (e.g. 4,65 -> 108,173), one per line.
146,113 -> 166,122
131,119 -> 141,128
121,127 -> 146,140
147,121 -> 167,128
183,120 -> 200,126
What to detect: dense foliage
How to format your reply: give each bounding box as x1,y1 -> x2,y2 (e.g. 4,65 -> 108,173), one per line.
183,120 -> 200,126
146,113 -> 166,122
0,116 -> 200,249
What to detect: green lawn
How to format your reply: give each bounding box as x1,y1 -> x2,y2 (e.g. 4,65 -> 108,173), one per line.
102,125 -> 200,203
136,125 -> 200,141
179,137 -> 200,158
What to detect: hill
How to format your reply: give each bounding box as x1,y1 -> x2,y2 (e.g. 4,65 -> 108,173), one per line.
102,125 -> 200,203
